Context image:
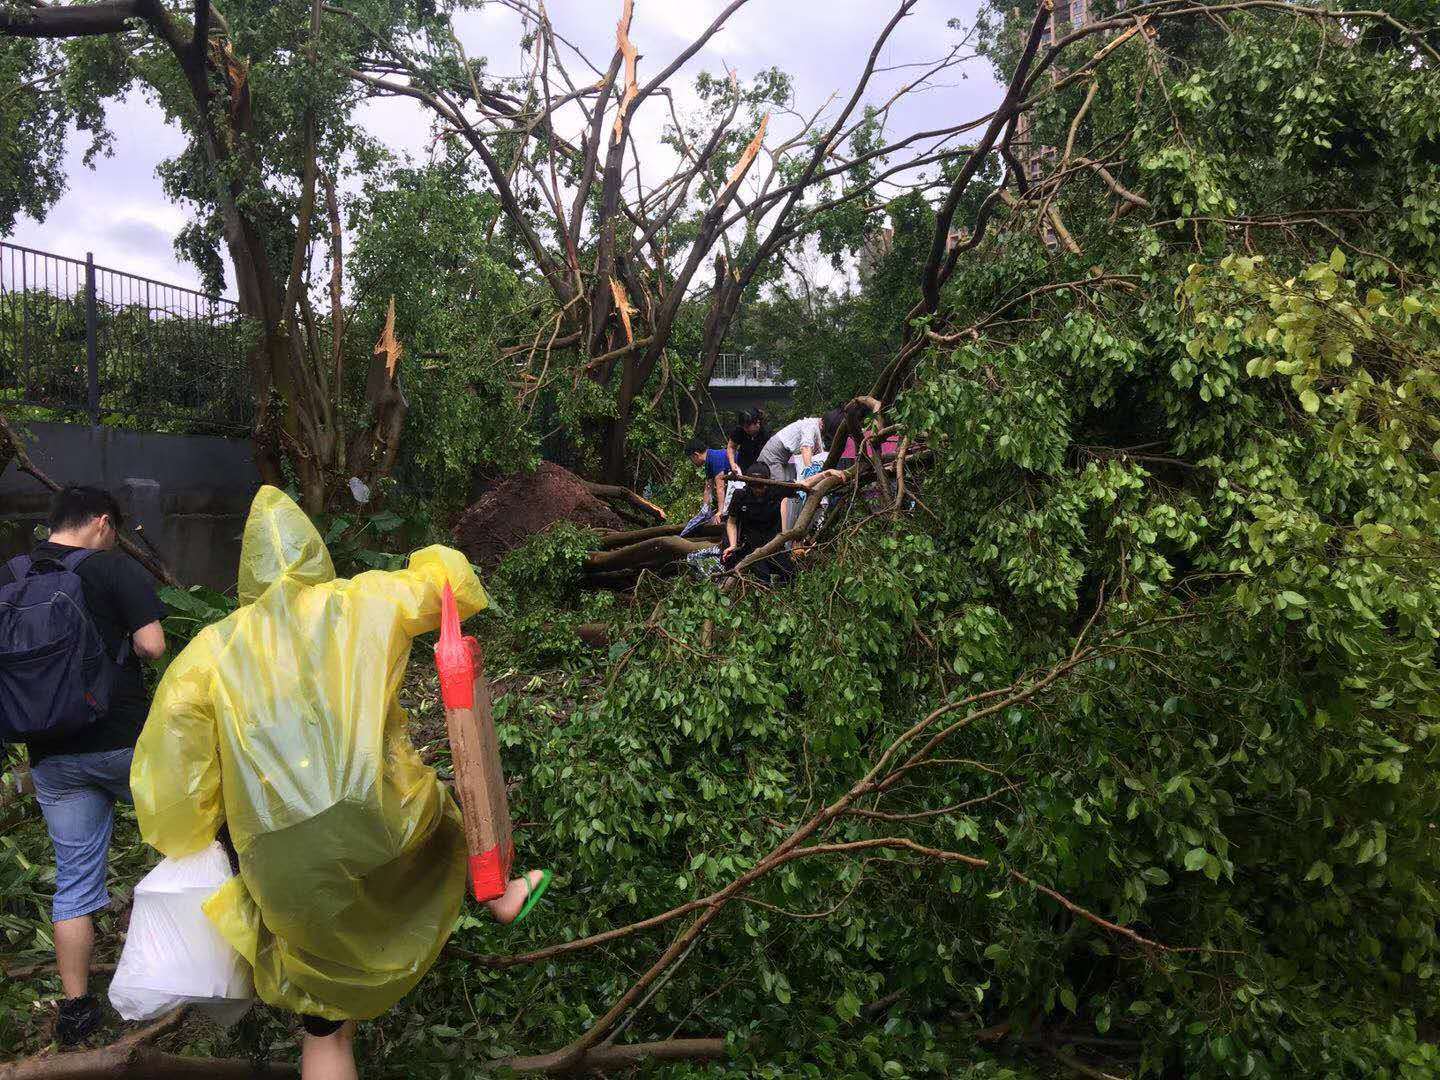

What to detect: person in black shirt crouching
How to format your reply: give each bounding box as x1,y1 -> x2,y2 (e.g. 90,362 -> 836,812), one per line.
721,462 -> 795,584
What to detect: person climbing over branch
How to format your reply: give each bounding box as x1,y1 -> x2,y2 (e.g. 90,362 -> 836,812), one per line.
755,399 -> 881,530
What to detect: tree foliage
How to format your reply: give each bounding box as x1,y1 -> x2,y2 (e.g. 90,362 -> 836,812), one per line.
3,0 -> 1440,1078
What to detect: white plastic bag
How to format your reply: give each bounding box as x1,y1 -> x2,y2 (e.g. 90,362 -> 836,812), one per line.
108,842 -> 254,1024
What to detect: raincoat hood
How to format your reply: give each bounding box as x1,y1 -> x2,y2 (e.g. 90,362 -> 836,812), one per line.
132,487 -> 487,1020
237,486 -> 335,604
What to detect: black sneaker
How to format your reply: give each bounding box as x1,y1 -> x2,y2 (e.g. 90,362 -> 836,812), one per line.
56,994 -> 103,1047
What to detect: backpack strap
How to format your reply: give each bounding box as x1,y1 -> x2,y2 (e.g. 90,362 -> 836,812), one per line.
23,548 -> 94,575
55,550 -> 130,666
59,549 -> 97,573
5,555 -> 30,582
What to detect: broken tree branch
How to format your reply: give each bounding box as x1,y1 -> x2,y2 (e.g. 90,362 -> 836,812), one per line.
503,1037 -> 730,1075
580,481 -> 666,522
0,1006 -> 297,1080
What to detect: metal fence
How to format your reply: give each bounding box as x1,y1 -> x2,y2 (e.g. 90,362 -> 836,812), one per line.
0,241 -> 255,434
710,351 -> 793,386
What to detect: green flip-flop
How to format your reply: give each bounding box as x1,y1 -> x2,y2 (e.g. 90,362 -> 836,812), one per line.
512,869 -> 553,925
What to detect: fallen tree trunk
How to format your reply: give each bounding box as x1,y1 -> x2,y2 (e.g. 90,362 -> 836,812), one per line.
0,1007 -> 297,1080
580,482 -> 666,524
0,1050 -> 298,1080
596,523 -> 685,549
584,569 -> 648,589
503,1037 -> 729,1074
598,523 -> 723,550
585,536 -> 714,576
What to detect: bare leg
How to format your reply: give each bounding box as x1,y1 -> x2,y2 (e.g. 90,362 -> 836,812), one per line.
53,915 -> 94,999
301,1021 -> 357,1080
486,869 -> 546,924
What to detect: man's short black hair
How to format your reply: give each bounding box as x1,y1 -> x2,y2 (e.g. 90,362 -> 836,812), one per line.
686,437 -> 708,456
48,485 -> 124,533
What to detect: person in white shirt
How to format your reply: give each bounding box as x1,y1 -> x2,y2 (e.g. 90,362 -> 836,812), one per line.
757,398 -> 882,529
755,416 -> 824,483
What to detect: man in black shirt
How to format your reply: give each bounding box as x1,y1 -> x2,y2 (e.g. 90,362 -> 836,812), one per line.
0,487 -> 166,1044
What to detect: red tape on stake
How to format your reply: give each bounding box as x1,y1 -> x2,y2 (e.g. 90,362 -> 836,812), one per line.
435,581 -> 474,710
469,841 -> 514,902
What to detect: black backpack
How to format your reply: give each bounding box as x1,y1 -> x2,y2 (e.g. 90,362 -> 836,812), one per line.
0,551 -> 127,743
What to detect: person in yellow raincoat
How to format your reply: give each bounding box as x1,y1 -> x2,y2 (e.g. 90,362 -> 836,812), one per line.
131,487 -> 546,1080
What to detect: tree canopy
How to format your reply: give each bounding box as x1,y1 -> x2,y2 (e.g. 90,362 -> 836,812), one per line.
2,0 -> 1440,1077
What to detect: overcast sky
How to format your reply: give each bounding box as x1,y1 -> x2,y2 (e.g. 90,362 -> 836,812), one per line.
4,0 -> 1002,297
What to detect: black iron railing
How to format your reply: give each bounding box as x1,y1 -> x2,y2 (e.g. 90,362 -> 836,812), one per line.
0,241 -> 256,435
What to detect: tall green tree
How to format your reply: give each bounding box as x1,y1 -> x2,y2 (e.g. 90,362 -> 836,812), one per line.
0,0 -> 429,510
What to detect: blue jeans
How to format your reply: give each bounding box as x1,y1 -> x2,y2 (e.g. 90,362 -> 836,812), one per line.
31,748 -> 134,922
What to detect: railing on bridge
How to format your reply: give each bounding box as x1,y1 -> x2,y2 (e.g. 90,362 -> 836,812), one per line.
709,351 -> 794,387
0,241 -> 255,435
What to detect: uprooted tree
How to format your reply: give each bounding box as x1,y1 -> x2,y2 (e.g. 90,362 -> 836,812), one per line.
416,1 -> 1440,1075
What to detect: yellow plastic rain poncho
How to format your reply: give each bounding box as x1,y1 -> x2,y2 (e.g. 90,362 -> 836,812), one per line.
131,486 -> 487,1020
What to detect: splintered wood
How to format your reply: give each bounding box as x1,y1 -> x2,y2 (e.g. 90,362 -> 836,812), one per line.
613,0 -> 638,143
719,113 -> 770,203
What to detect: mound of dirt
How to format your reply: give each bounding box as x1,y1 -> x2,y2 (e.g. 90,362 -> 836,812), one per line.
452,462 -> 623,570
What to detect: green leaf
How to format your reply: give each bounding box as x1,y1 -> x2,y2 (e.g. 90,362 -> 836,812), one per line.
1184,847 -> 1209,872
1299,388 -> 1320,413
369,510 -> 405,534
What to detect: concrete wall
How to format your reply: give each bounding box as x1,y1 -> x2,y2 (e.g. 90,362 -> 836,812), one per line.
0,422 -> 260,590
